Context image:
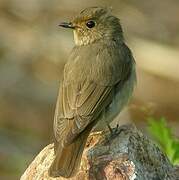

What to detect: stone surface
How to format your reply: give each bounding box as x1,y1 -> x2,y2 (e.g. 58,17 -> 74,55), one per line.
20,125 -> 178,180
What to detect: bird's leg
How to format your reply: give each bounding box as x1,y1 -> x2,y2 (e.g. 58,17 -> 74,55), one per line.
107,123 -> 113,134
104,123 -> 119,144
114,124 -> 119,134
106,123 -> 120,137
106,123 -> 122,138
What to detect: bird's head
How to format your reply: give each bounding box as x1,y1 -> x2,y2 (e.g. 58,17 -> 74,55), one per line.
59,7 -> 123,46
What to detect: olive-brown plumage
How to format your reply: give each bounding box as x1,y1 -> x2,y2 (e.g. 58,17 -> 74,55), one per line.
49,7 -> 136,178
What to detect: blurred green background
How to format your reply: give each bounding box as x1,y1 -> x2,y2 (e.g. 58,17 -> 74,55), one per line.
0,0 -> 179,179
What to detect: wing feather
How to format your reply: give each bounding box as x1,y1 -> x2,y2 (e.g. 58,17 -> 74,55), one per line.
53,42 -> 134,146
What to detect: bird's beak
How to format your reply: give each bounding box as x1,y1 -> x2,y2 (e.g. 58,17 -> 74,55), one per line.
58,22 -> 75,29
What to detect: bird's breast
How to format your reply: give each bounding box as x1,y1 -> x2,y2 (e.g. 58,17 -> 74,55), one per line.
93,65 -> 136,131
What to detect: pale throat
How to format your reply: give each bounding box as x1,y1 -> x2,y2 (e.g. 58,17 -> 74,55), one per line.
73,30 -> 81,46
73,30 -> 100,46
73,29 -> 122,46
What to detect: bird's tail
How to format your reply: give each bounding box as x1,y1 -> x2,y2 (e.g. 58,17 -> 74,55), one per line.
48,126 -> 92,178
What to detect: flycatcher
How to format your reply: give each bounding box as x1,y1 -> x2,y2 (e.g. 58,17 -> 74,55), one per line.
49,7 -> 136,178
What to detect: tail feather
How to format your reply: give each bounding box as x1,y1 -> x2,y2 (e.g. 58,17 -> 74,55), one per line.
49,126 -> 91,178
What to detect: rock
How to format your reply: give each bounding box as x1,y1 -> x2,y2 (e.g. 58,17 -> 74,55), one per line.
20,125 -> 178,180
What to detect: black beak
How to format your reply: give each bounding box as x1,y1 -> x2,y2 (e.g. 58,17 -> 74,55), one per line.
58,22 -> 75,29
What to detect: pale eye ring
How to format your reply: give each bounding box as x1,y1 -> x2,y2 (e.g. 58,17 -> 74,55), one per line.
86,20 -> 95,28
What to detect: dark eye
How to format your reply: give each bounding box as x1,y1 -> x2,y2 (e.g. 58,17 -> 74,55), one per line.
86,20 -> 95,28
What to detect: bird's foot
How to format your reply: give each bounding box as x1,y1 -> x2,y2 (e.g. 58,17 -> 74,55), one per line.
106,124 -> 121,140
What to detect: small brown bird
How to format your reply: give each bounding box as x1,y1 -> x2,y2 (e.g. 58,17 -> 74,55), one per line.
49,7 -> 136,178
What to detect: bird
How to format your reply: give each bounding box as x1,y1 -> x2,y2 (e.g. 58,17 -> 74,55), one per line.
49,7 -> 136,178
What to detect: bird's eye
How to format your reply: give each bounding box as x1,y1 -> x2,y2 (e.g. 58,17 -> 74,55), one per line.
86,20 -> 95,28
